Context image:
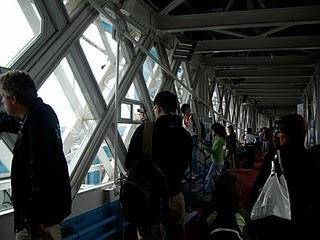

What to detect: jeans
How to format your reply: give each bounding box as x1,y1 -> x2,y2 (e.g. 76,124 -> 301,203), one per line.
205,161 -> 224,193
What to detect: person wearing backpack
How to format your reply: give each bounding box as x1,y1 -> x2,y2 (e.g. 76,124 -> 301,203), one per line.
125,91 -> 193,240
196,171 -> 250,240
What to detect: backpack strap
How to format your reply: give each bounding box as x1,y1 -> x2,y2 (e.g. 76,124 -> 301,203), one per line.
143,121 -> 155,158
209,228 -> 244,240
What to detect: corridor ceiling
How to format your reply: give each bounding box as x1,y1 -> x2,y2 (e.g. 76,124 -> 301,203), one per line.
139,0 -> 320,112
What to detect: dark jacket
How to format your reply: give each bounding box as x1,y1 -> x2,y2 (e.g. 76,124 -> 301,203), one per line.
0,98 -> 71,232
250,140 -> 316,239
125,114 -> 193,197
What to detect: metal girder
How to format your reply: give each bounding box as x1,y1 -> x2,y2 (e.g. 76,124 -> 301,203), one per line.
250,96 -> 301,99
196,35 -> 320,53
158,6 -> 320,32
68,43 -> 107,118
236,88 -> 303,92
156,43 -> 176,92
101,0 -> 157,33
234,84 -> 307,89
205,56 -> 318,67
256,101 -> 298,104
160,59 -> 181,92
216,68 -> 314,78
122,38 -> 154,118
70,31 -> 155,196
18,0 -> 42,33
28,4 -> 98,85
211,29 -> 249,38
237,82 -> 309,87
223,90 -> 232,122
239,91 -> 302,98
160,0 -> 184,15
258,25 -> 292,38
234,77 -> 311,83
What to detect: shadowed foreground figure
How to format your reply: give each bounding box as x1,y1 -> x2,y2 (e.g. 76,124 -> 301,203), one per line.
250,114 -> 319,240
125,91 -> 193,240
0,70 -> 71,240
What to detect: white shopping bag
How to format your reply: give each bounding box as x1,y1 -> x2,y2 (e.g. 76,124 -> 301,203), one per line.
251,150 -> 291,221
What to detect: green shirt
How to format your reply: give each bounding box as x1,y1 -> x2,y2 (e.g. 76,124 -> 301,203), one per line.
206,136 -> 225,162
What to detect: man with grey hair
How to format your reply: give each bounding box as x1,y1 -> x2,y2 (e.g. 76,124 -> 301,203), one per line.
0,70 -> 71,240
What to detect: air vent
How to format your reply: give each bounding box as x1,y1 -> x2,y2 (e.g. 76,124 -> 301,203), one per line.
172,41 -> 196,61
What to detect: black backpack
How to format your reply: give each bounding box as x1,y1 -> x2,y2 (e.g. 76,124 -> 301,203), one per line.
208,212 -> 246,240
120,122 -> 168,225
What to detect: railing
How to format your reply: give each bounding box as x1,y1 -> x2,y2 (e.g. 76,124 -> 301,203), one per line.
62,200 -> 126,240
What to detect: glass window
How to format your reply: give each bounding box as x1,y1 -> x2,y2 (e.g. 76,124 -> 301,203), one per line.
118,123 -> 139,149
212,84 -> 220,113
174,65 -> 191,104
239,105 -> 244,129
0,0 -> 42,66
80,16 -> 128,105
81,141 -> 115,189
62,0 -> 82,15
143,48 -> 163,100
0,140 -> 12,180
38,57 -> 97,174
125,83 -> 140,101
0,140 -> 13,212
132,104 -> 142,122
121,103 -> 131,119
222,95 -> 226,116
0,187 -> 12,212
120,102 -> 143,122
230,95 -> 234,121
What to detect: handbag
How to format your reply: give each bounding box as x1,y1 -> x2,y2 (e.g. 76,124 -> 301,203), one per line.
250,150 -> 291,221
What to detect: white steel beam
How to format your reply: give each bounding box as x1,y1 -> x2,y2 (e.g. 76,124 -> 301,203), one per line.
233,77 -> 311,83
158,6 -> 320,32
160,0 -> 184,15
205,55 -> 318,67
211,29 -> 249,38
238,91 -> 302,98
234,84 -> 307,89
196,35 -> 320,53
249,96 -> 301,99
237,83 -> 309,87
235,89 -> 303,93
216,68 -> 314,78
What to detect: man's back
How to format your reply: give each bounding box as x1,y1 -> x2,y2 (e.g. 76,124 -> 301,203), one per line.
153,114 -> 193,196
125,114 -> 192,196
125,91 -> 193,240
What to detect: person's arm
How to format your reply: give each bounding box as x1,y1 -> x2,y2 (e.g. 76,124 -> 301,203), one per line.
0,112 -> 21,133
